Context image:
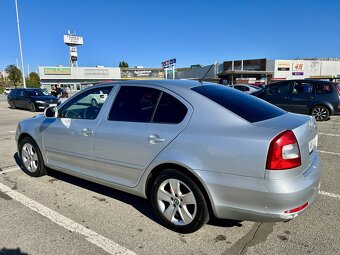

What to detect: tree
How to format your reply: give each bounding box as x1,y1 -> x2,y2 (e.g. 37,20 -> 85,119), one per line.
119,61 -> 129,67
26,72 -> 41,88
5,65 -> 22,87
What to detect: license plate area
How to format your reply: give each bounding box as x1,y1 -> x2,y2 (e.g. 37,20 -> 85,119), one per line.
308,135 -> 318,154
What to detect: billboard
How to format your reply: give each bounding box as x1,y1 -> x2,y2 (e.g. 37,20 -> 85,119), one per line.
64,35 -> 84,45
121,69 -> 164,79
44,67 -> 71,75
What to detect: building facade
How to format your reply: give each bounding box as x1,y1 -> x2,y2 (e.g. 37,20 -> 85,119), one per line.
175,58 -> 340,85
39,66 -> 164,91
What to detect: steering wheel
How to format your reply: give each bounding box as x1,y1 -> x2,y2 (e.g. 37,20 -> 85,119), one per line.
64,110 -> 81,119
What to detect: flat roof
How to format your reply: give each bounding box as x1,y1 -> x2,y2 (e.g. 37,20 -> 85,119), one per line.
218,70 -> 274,75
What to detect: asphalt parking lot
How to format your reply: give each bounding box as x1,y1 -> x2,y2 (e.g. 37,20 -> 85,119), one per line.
0,94 -> 339,255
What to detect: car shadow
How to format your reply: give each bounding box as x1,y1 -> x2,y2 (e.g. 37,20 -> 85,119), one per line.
13,152 -> 243,229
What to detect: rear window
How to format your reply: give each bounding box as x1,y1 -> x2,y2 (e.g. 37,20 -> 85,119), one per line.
316,82 -> 332,94
191,85 -> 286,123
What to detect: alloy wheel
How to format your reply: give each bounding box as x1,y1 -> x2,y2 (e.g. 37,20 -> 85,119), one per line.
21,143 -> 39,173
312,106 -> 328,121
156,178 -> 197,226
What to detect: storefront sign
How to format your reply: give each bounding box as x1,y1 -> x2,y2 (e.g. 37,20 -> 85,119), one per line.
44,67 -> 71,75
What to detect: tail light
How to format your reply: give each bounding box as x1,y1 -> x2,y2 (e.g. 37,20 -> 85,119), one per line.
334,83 -> 340,96
266,130 -> 301,170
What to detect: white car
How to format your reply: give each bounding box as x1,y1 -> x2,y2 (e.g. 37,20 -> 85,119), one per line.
229,84 -> 260,94
4,88 -> 13,95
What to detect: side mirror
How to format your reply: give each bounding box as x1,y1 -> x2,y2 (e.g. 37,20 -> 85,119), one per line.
44,106 -> 58,118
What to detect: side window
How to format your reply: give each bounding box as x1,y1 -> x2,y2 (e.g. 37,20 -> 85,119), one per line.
60,86 -> 113,120
243,86 -> 250,92
108,86 -> 161,122
234,85 -> 244,91
269,82 -> 291,94
316,83 -> 332,94
153,92 -> 188,124
292,82 -> 313,94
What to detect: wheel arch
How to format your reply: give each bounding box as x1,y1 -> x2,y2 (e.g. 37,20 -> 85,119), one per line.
309,103 -> 333,115
145,163 -> 215,218
18,133 -> 43,156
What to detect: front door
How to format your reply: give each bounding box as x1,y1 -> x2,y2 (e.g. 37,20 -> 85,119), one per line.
94,85 -> 192,187
288,81 -> 315,114
41,86 -> 113,178
264,81 -> 293,111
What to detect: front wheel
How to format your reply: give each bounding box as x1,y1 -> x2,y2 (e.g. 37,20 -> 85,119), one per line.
29,102 -> 36,112
19,137 -> 46,177
150,169 -> 209,233
311,105 -> 329,121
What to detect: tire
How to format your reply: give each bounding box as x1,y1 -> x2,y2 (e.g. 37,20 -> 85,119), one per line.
29,102 -> 36,112
311,105 -> 329,121
9,101 -> 16,109
150,169 -> 209,233
91,99 -> 98,107
19,137 -> 46,177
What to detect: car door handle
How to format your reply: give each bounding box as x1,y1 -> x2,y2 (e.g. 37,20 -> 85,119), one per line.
147,134 -> 165,144
80,128 -> 93,136
283,96 -> 288,100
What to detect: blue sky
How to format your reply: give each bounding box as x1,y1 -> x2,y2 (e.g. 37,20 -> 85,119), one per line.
1,0 -> 340,73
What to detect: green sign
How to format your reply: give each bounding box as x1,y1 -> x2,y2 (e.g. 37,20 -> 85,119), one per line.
44,68 -> 71,75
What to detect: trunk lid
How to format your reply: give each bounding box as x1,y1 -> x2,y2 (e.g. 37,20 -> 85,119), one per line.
253,113 -> 318,179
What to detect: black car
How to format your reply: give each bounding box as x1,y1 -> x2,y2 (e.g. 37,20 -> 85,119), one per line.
252,79 -> 340,121
7,88 -> 60,112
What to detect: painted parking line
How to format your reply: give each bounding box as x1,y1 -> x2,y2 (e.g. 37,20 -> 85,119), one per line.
0,182 -> 135,255
318,150 -> 340,156
317,122 -> 340,125
319,191 -> 340,199
318,133 -> 340,137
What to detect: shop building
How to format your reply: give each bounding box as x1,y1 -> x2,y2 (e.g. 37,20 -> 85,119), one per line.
175,58 -> 340,85
39,66 -> 164,92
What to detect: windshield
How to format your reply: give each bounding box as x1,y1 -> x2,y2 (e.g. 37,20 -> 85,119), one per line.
27,89 -> 49,96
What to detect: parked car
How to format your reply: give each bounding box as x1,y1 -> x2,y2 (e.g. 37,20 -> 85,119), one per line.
4,87 -> 13,95
252,79 -> 340,121
16,80 -> 320,233
7,88 -> 60,112
229,84 -> 260,94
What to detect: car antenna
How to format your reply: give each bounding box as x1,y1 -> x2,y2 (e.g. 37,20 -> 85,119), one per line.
199,64 -> 214,84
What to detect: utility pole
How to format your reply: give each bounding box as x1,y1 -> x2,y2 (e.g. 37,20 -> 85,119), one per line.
15,0 -> 26,88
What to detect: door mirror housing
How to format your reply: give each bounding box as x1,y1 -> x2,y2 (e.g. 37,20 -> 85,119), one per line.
44,106 -> 58,118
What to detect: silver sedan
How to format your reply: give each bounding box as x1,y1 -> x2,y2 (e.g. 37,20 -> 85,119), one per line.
16,80 -> 321,233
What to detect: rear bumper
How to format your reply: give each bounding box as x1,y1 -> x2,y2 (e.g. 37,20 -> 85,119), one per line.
195,153 -> 321,222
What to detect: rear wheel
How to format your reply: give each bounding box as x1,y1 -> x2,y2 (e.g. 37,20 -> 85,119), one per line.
29,102 -> 36,112
19,137 -> 46,177
150,169 -> 209,233
9,100 -> 16,109
311,105 -> 329,121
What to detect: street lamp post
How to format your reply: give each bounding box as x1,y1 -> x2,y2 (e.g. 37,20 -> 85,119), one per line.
15,0 -> 26,88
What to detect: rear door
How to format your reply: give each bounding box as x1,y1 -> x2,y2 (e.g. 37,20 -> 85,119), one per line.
94,85 -> 192,187
16,89 -> 29,108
